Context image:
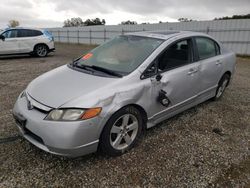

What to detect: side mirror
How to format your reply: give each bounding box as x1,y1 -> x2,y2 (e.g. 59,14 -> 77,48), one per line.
150,73 -> 162,83
155,74 -> 162,81
0,35 -> 5,41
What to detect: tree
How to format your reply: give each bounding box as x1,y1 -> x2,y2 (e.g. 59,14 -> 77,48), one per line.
178,18 -> 193,22
83,18 -> 106,26
63,17 -> 106,27
120,20 -> 137,25
214,14 -> 250,20
101,19 -> 106,25
63,17 -> 84,27
8,20 -> 20,28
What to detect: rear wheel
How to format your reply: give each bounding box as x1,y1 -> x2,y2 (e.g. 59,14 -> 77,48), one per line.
34,44 -> 48,57
213,74 -> 230,100
99,106 -> 143,156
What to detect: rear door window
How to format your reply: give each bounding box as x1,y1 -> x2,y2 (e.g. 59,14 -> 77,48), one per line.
18,29 -> 42,37
195,37 -> 220,60
18,29 -> 28,37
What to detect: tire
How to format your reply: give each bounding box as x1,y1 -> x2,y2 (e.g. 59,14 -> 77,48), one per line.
213,74 -> 230,100
99,106 -> 143,156
34,44 -> 48,57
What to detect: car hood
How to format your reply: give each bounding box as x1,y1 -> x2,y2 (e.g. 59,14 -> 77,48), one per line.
26,65 -> 117,108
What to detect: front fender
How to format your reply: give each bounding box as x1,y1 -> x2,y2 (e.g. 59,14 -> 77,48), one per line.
95,86 -> 147,136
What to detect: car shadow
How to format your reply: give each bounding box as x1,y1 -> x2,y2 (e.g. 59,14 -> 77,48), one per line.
147,99 -> 213,132
0,54 -> 54,60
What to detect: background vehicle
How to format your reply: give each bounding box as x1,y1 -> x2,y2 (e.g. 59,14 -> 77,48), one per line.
13,31 -> 236,157
0,27 -> 55,57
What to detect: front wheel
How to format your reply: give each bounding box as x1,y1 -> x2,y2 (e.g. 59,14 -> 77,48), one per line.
213,74 -> 230,100
99,106 -> 143,156
34,44 -> 48,57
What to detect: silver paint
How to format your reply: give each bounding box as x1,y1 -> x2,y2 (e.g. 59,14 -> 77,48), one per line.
13,31 -> 236,157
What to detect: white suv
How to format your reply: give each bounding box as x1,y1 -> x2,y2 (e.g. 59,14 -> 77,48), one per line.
0,28 -> 55,57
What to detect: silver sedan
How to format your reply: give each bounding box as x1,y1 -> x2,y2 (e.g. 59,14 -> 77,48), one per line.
13,31 -> 236,157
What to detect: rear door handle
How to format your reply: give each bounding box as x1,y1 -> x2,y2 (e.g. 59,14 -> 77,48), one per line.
188,68 -> 198,75
216,60 -> 222,65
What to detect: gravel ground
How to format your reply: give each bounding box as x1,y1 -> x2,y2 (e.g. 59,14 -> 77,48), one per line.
0,43 -> 249,187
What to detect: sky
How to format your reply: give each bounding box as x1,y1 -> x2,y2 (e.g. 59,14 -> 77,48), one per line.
0,0 -> 249,28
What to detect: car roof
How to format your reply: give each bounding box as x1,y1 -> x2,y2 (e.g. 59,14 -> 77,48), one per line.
3,27 -> 43,31
126,30 -> 209,40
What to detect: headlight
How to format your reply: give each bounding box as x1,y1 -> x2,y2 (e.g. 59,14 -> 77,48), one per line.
45,108 -> 102,121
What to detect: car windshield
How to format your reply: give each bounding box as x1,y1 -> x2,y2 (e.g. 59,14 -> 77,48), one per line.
0,29 -> 7,35
74,35 -> 163,76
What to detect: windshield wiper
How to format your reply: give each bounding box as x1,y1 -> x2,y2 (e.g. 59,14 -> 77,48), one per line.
71,59 -> 95,73
90,65 -> 123,77
71,57 -> 82,67
73,63 -> 95,73
70,60 -> 122,77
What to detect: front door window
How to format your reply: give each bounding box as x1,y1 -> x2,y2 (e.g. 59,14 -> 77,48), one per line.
2,30 -> 18,38
158,39 -> 193,72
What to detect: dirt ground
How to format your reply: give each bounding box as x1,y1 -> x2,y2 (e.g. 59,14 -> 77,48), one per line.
0,43 -> 249,187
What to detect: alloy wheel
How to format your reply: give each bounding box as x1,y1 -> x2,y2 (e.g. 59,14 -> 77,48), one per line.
109,114 -> 139,150
216,78 -> 229,98
36,45 -> 47,57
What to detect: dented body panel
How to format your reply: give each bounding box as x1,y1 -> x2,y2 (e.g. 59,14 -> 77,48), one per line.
13,31 -> 236,157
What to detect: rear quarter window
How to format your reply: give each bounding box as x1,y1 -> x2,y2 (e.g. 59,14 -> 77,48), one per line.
32,30 -> 43,36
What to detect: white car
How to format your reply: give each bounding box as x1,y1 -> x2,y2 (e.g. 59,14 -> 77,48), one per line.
0,27 -> 55,57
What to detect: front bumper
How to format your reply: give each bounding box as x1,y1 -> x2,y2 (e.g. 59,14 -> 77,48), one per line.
47,41 -> 55,53
49,48 -> 55,52
12,95 -> 102,157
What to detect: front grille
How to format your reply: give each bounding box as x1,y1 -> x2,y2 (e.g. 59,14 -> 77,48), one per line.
33,106 -> 48,114
13,114 -> 26,129
13,113 -> 44,145
26,93 -> 52,113
24,127 -> 44,145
